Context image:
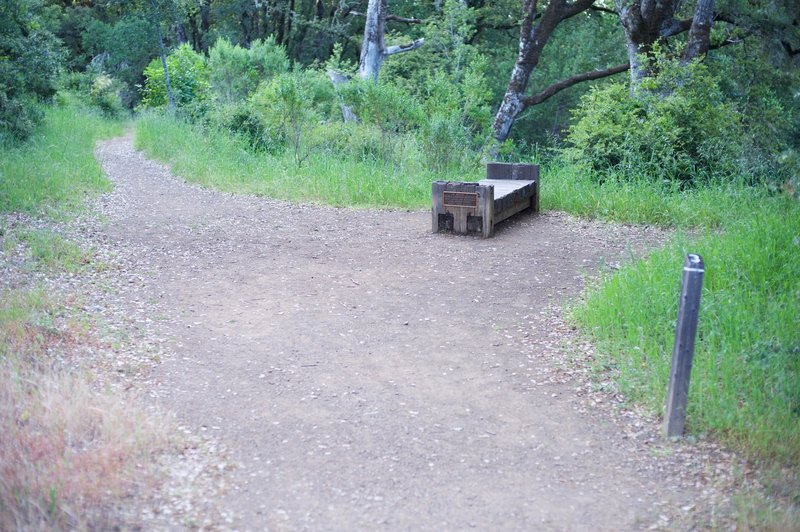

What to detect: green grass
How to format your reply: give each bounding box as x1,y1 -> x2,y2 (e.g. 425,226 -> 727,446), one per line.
3,228 -> 90,272
541,163 -> 769,228
134,112 -> 480,209
0,98 -> 123,216
572,200 -> 800,464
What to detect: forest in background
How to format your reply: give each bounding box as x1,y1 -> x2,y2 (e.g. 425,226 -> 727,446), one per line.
2,0 -> 798,188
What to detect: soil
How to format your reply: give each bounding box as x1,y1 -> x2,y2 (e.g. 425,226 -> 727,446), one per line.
88,134 -> 741,530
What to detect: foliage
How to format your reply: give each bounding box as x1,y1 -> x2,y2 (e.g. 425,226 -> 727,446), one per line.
340,79 -> 422,135
513,11 -> 627,145
251,71 -> 324,165
208,36 -> 289,104
88,73 -> 127,118
0,98 -> 121,215
140,43 -> 209,110
0,0 -> 65,142
134,111 -> 480,208
564,56 -> 744,185
81,15 -> 160,100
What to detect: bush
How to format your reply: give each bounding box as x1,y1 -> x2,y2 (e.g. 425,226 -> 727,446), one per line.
89,74 -> 126,118
208,101 -> 282,154
340,79 -> 422,135
0,93 -> 42,144
251,72 -> 318,165
208,37 -> 290,104
420,112 -> 470,172
564,58 -> 744,185
140,44 -> 209,110
208,38 -> 252,104
81,16 -> 160,94
0,1 -> 64,142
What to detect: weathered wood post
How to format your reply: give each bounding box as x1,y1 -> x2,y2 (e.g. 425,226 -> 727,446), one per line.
663,253 -> 705,438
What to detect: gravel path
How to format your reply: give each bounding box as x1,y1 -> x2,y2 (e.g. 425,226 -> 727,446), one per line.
89,134 -> 737,530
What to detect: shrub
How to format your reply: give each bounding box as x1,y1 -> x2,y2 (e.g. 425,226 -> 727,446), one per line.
0,1 -> 64,141
89,74 -> 126,118
208,101 -> 282,154
420,112 -> 470,172
251,72 -> 319,165
81,16 -> 160,94
248,37 -> 291,83
564,57 -> 744,185
340,79 -> 422,135
140,44 -> 209,110
208,37 -> 290,105
0,93 -> 41,144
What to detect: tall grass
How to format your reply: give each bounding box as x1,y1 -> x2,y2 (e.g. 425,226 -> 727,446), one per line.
573,200 -> 800,463
135,112 -> 481,209
542,163 -> 769,228
0,98 -> 122,216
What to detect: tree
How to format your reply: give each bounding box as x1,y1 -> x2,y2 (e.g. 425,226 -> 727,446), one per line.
489,0 -> 761,142
149,0 -> 177,113
358,0 -> 424,81
615,0 -> 715,87
0,0 -> 64,141
491,0 -> 600,142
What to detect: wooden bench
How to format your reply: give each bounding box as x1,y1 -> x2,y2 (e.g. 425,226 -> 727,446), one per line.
431,163 -> 540,238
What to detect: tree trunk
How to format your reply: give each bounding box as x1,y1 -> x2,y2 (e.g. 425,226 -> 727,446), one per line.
276,1 -> 287,44
614,0 -> 716,88
149,0 -> 176,114
286,0 -> 295,44
681,0 -> 714,64
492,0 -> 595,142
327,70 -> 358,122
200,1 -> 211,52
359,0 -> 387,81
358,0 -> 424,81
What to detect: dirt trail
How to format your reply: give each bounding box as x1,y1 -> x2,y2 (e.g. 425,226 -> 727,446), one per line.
94,135 -> 701,530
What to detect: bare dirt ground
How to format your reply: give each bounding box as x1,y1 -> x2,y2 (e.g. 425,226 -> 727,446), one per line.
87,134 -> 743,530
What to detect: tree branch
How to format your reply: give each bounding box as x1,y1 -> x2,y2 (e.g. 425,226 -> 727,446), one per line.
348,10 -> 422,24
589,5 -> 617,15
709,36 -> 746,51
384,38 -> 425,56
661,17 -> 693,38
521,62 -> 630,106
782,41 -> 800,56
562,0 -> 598,21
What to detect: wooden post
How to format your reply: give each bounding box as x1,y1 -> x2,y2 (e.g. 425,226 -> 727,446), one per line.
663,254 -> 705,438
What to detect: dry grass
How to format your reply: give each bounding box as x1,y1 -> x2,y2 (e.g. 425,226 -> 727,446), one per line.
0,289 -> 175,530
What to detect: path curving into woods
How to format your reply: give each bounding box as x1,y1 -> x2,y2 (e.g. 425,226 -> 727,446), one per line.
93,134 -> 716,530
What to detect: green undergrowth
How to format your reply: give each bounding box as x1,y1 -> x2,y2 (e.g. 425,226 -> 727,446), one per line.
134,112 -> 480,209
2,228 -> 91,272
541,163 -> 770,228
572,199 -> 800,464
0,97 -> 123,216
